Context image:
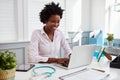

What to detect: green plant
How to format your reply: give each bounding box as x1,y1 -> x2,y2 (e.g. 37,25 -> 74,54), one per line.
0,50 -> 16,71
106,33 -> 114,41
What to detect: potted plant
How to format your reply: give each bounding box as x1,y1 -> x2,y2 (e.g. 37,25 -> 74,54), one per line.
106,33 -> 114,47
0,50 -> 16,80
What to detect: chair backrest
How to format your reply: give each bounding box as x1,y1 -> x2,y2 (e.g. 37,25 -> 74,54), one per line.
0,41 -> 29,65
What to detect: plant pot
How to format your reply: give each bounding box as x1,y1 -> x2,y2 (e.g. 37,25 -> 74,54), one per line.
107,41 -> 113,47
0,67 -> 16,80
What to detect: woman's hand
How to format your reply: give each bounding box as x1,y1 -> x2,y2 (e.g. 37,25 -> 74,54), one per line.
39,57 -> 70,67
56,58 -> 70,67
39,58 -> 70,66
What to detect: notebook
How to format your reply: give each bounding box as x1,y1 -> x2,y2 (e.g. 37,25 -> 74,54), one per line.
54,44 -> 96,69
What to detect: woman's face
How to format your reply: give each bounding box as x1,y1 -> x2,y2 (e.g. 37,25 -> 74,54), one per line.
45,15 -> 60,31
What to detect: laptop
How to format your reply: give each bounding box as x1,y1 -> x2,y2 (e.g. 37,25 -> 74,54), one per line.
54,44 -> 96,69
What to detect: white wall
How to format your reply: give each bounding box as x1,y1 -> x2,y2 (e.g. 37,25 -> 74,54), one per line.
90,0 -> 105,31
66,0 -> 78,31
65,0 -> 106,31
66,0 -> 91,32
81,0 -> 90,31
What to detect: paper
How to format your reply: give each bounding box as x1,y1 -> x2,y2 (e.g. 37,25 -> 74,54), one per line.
59,68 -> 109,80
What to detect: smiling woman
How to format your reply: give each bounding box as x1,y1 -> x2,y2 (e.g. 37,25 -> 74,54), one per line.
28,0 -> 66,40
29,2 -> 72,65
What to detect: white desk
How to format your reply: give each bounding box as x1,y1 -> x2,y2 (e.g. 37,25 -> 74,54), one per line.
15,56 -> 120,80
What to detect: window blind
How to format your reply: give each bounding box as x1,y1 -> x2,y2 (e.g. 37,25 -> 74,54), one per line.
0,0 -> 17,42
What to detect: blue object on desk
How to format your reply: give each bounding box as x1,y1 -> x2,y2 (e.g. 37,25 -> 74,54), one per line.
94,51 -> 104,58
33,66 -> 56,77
96,47 -> 105,62
30,66 -> 56,80
89,30 -> 103,46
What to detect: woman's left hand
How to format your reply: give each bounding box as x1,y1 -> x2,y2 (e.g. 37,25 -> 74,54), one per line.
56,58 -> 70,67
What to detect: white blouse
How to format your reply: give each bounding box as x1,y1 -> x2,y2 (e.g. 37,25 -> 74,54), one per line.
29,28 -> 72,63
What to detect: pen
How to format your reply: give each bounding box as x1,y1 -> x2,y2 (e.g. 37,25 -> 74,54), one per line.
91,68 -> 105,73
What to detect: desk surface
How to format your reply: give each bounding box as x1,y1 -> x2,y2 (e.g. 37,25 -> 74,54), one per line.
15,56 -> 120,80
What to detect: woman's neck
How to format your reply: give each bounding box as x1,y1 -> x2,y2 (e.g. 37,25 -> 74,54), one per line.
44,26 -> 54,35
44,26 -> 54,41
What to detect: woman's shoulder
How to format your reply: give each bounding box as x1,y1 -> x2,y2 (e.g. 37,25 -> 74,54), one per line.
56,29 -> 64,34
56,29 -> 66,38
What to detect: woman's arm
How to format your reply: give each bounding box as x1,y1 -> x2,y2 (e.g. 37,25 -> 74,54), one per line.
29,30 -> 49,63
61,32 -> 72,57
39,58 -> 70,66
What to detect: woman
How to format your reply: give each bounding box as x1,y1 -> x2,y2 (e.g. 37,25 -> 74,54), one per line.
29,2 -> 71,65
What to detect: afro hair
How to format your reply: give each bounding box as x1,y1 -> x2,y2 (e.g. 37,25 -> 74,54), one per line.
39,2 -> 64,24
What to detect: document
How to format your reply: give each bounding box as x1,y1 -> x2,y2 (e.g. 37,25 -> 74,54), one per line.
59,68 -> 109,80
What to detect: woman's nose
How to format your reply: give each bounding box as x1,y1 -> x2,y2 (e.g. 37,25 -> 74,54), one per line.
54,23 -> 59,27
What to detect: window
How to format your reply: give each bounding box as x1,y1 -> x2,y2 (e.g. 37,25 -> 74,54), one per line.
105,0 -> 120,39
0,0 -> 82,42
0,0 -> 66,42
0,0 -> 17,42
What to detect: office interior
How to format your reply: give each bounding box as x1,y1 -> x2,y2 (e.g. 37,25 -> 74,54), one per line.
0,0 -> 120,75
